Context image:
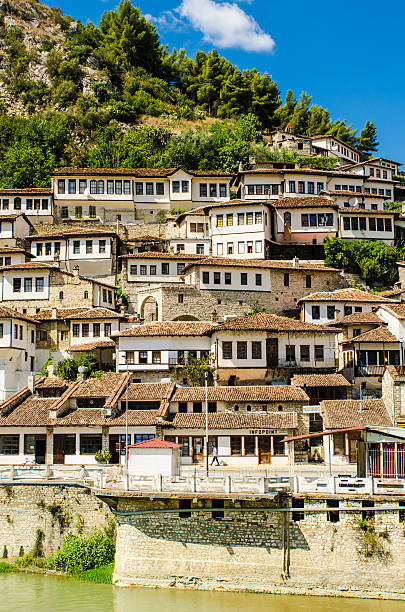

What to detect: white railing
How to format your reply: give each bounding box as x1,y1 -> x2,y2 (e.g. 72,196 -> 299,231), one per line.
1,465 -> 405,495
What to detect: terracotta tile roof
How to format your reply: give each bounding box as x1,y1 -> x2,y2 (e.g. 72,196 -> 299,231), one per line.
338,208 -> 395,215
343,325 -> 399,344
52,167 -> 232,178
172,385 -> 309,403
321,190 -> 385,198
27,228 -> 117,240
0,213 -> 33,224
379,303 -> 405,319
329,312 -> 382,325
321,399 -> 392,428
0,247 -> 34,257
272,197 -> 337,209
0,306 -> 38,324
0,397 -> 57,426
0,262 -> 60,272
35,377 -> 69,389
182,257 -> 340,273
299,288 -> 399,303
169,412 -> 298,429
67,308 -> 122,320
0,188 -> 52,195
127,438 -> 181,449
124,382 -> 174,401
114,321 -> 214,338
213,312 -> 337,334
71,372 -> 125,398
121,252 -> 207,260
290,373 -> 351,388
33,308 -> 91,321
109,409 -> 159,426
69,339 -> 115,351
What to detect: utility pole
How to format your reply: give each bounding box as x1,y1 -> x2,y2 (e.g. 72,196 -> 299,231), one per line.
125,360 -> 129,466
205,371 -> 209,478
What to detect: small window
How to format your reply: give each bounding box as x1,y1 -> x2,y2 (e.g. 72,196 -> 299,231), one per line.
312,305 -> 320,320
35,278 -> 44,292
172,181 -> 180,193
305,275 -> 311,288
57,179 -> 65,194
300,345 -> 310,361
284,273 -> 289,287
327,305 -> 335,320
255,273 -> 262,286
252,341 -> 262,359
202,271 -> 209,284
178,294 -> 183,304
224,272 -> 232,285
241,273 -> 247,286
315,345 -> 324,360
230,437 -> 241,455
135,183 -> 143,195
222,342 -> 232,359
213,272 -> 220,285
237,342 -> 247,360
161,263 -> 169,275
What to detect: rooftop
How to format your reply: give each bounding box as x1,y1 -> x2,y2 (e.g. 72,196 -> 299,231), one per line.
213,312 -> 337,334
290,373 -> 351,388
172,384 -> 309,403
343,325 -> 399,344
320,399 -> 392,429
169,412 -> 298,429
127,438 -> 181,449
52,166 -> 232,178
113,321 -> 214,338
299,288 -> 399,304
183,257 -> 340,273
271,197 -> 337,209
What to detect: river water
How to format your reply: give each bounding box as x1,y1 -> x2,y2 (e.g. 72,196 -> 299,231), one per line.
1,573 -> 405,612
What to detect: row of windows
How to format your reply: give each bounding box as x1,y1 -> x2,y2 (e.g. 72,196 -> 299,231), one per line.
284,344 -> 325,361
334,185 -> 392,197
284,273 -> 312,288
369,168 -> 389,179
312,304 -> 363,320
300,213 -> 334,227
342,217 -> 392,232
189,222 -> 207,233
288,181 -> 325,194
222,341 -> 262,360
0,198 -> 49,211
246,184 -> 280,195
60,206 -> 98,219
13,277 -> 44,293
216,211 -> 265,227
331,142 -> 357,160
174,244 -> 205,254
130,263 -> 185,276
72,323 -> 112,337
135,182 -> 165,196
125,350 -> 208,365
200,183 -> 227,197
13,324 -> 35,342
57,179 -> 131,195
0,257 -> 11,267
202,271 -> 263,286
216,240 -> 262,256
35,240 -> 106,256
356,350 -> 400,366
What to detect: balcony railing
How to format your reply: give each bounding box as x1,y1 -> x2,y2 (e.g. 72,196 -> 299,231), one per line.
355,365 -> 386,377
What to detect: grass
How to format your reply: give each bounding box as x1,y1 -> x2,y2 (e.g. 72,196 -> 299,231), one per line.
75,563 -> 114,584
0,562 -> 14,573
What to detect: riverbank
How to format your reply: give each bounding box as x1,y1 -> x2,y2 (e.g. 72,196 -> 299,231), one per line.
0,560 -> 114,584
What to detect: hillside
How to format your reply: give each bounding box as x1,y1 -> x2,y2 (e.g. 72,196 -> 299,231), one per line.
0,0 -> 379,189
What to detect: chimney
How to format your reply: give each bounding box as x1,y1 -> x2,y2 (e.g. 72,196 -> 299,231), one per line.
47,364 -> 56,378
51,307 -> 57,319
292,256 -> 299,268
73,266 -> 80,276
77,366 -> 89,381
28,375 -> 35,394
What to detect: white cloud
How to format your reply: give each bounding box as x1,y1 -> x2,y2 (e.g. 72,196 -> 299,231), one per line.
177,0 -> 275,53
145,10 -> 183,31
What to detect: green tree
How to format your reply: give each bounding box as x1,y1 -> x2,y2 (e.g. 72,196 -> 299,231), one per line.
178,355 -> 215,386
358,120 -> 379,157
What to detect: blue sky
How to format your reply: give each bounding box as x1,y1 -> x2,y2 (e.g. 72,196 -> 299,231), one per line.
47,0 -> 404,165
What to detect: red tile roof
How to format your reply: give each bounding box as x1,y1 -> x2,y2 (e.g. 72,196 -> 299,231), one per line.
343,325 -> 399,344
172,385 -> 309,403
271,197 -> 337,209
27,228 -> 117,239
127,438 -> 181,449
121,252 -> 207,260
299,288 -> 398,303
182,257 -> 340,273
169,412 -> 298,429
330,312 -> 382,325
379,303 -> 405,319
320,399 -> 392,429
290,373 -> 351,388
69,339 -> 116,351
214,312 -> 337,333
114,321 -> 214,338
52,167 -> 232,178
67,308 -> 122,320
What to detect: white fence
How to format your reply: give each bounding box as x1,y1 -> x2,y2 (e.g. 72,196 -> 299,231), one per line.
1,464 -> 405,495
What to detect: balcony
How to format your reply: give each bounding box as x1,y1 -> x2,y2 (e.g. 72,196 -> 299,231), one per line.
355,365 -> 385,377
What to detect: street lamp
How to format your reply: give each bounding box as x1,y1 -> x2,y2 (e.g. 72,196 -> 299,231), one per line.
205,370 -> 209,477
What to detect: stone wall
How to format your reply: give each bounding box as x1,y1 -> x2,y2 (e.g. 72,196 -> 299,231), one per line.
0,484 -> 112,558
113,494 -> 405,598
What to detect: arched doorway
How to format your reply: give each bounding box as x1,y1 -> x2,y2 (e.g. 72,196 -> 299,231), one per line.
140,296 -> 159,321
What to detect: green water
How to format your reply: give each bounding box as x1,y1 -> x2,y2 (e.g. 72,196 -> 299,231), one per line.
1,573 -> 405,612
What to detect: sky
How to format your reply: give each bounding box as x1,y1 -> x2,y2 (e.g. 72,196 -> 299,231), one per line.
45,0 -> 404,166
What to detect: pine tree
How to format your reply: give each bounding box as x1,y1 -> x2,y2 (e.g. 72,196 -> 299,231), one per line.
288,91 -> 311,135
327,119 -> 358,146
274,89 -> 296,130
307,105 -> 330,136
358,120 -> 379,157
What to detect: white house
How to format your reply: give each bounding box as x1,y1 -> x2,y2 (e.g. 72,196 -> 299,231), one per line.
0,306 -> 37,398
272,197 -> 338,245
0,213 -> 33,247
0,188 -> 53,222
127,438 -> 181,477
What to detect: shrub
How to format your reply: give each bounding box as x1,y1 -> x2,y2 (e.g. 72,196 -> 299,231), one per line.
50,531 -> 115,573
95,449 -> 111,464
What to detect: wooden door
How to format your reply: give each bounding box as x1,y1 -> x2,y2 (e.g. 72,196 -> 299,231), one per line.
109,435 -> 120,464
266,339 -> 278,367
349,438 -> 358,463
35,437 -> 46,465
192,437 -> 204,463
53,434 -> 65,464
259,436 -> 271,464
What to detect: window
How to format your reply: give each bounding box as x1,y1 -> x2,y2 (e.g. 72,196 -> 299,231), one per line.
172,180 -> 180,193
301,214 -> 309,227
14,197 -> 21,210
98,240 -> 106,254
135,182 -> 143,195
35,277 -> 44,292
209,184 -> 217,197
68,179 -> 76,194
226,214 -> 233,226
196,244 -> 205,255
222,342 -> 232,359
130,265 -> 137,275
224,272 -> 232,285
80,434 -> 102,455
292,498 -> 305,522
305,274 -> 311,288
343,217 -> 350,231
214,272 -> 220,284
377,218 -> 384,232
149,265 -> 157,276
89,180 -> 97,194
273,436 -> 285,456
386,190 -> 392,198
289,181 -> 296,193
327,305 -> 335,320
255,211 -> 262,224
237,342 -> 247,359
255,273 -> 262,286
178,293 -> 184,304
151,351 -> 161,364
247,242 -> 253,253
284,212 -> 292,226
161,263 -> 169,275
284,273 -> 289,287
73,241 -> 80,254
61,206 -> 68,219
181,181 -> 189,193
4,257 -> 10,266
216,215 -> 223,227
300,345 -> 310,361
0,435 -> 19,455
13,278 -> 21,293
286,345 -> 296,362
219,184 -> 227,197
97,180 -> 104,194
237,213 -> 245,225
312,305 -> 320,319
351,217 -> 359,231
193,402 -> 202,413
86,240 -> 93,254
72,324 -> 80,337
87,205 -> 96,219
104,323 -> 111,336
317,182 -> 324,193
57,179 -> 65,194
146,183 -> 154,195
0,324 -> 3,338
358,217 -> 366,230
252,341 -> 262,359
241,273 -> 247,286
38,330 -> 47,342
238,242 -> 245,254
272,184 -> 279,195
307,182 -> 314,194
93,323 -> 100,337
315,345 -> 324,360
123,180 -> 131,194
19,325 -> 23,340
75,206 -> 82,218
26,199 -> 33,210
244,436 -> 255,456
202,271 -> 209,284
24,278 -> 32,292
246,212 -> 253,225
230,437 -> 242,455
298,181 -> 305,194
200,183 -> 207,197
106,180 -> 114,195
369,218 -> 376,231
79,179 -> 87,194
385,218 -> 392,232
36,244 -> 42,259
125,351 -> 135,364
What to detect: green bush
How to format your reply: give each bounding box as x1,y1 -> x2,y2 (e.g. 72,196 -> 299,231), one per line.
51,531 -> 115,573
95,449 -> 111,464
76,562 -> 114,583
